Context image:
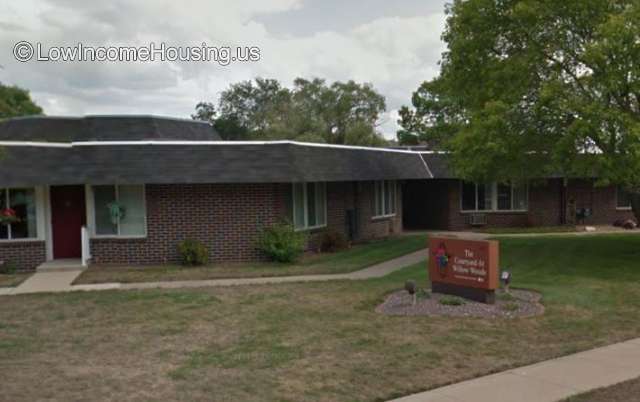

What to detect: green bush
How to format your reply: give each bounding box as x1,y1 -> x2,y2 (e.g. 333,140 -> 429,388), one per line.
438,295 -> 465,306
0,260 -> 17,274
258,222 -> 306,263
177,239 -> 209,266
319,230 -> 349,253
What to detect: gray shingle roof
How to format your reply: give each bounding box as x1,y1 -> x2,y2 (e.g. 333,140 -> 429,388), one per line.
420,153 -> 455,178
0,142 -> 432,187
0,115 -> 437,186
0,115 -> 220,142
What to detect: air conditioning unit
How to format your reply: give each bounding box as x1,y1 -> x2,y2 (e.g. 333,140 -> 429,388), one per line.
468,213 -> 487,226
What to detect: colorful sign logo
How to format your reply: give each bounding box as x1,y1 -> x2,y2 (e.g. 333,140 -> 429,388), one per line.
434,242 -> 450,277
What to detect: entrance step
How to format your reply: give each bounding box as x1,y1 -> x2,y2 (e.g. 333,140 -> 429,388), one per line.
37,259 -> 85,273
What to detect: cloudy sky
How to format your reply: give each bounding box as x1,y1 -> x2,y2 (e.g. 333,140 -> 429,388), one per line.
0,0 -> 448,139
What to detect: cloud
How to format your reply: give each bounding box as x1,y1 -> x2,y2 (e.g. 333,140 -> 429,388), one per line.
0,0 -> 446,139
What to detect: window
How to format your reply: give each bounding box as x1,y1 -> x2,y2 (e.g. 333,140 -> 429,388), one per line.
617,187 -> 632,209
0,188 -> 38,240
92,185 -> 146,237
292,183 -> 326,230
461,182 -> 528,212
374,180 -> 397,218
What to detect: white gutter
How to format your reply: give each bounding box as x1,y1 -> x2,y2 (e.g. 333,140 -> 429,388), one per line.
0,141 -> 72,148
418,153 -> 434,178
0,139 -> 435,176
0,139 -> 425,154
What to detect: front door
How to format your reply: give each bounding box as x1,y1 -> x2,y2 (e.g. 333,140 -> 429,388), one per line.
51,185 -> 86,259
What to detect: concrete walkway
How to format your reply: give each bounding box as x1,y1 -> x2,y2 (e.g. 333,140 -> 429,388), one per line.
0,248 -> 427,295
390,337 -> 640,402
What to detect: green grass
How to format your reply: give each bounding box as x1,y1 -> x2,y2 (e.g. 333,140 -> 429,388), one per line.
562,376 -> 640,401
2,234 -> 640,401
477,225 -> 578,235
73,234 -> 427,284
0,273 -> 31,288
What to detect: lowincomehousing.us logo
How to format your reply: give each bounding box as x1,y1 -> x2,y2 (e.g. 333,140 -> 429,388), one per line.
13,41 -> 261,66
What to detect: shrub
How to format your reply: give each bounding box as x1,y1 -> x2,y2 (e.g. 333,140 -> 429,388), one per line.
258,222 -> 306,263
417,288 -> 431,300
0,260 -> 16,274
497,292 -> 516,302
319,230 -> 349,253
177,239 -> 209,266
439,295 -> 465,306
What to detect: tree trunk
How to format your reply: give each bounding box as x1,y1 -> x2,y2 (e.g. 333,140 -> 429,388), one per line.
631,192 -> 640,223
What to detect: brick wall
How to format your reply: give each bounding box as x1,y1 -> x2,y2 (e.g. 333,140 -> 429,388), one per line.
356,181 -> 403,239
0,241 -> 46,271
527,179 -> 564,226
287,181 -> 403,251
91,183 -> 287,265
446,179 -> 528,230
567,179 -> 634,225
404,178 -> 634,231
91,181 -> 403,266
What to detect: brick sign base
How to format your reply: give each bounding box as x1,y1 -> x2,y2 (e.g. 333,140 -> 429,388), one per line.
432,282 -> 496,304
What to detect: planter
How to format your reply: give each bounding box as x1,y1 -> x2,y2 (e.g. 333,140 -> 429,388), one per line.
0,208 -> 19,226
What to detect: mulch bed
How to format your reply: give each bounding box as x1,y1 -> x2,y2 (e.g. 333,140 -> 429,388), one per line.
376,288 -> 544,318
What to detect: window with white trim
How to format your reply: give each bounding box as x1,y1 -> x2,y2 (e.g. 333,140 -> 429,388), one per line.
292,182 -> 327,230
0,188 -> 38,240
617,187 -> 632,209
461,182 -> 528,212
374,180 -> 397,218
92,185 -> 146,236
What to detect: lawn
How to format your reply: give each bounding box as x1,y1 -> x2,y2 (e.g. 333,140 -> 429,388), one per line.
1,234 -> 640,401
0,273 -> 31,287
74,234 -> 427,284
477,225 -> 578,235
563,377 -> 640,401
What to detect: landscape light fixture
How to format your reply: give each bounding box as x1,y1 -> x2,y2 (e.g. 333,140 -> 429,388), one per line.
405,280 -> 417,306
501,271 -> 511,293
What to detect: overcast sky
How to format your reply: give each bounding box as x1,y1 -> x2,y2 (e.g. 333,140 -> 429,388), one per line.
0,0 -> 448,139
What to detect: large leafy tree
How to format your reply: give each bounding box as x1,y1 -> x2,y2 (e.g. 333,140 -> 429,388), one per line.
0,82 -> 43,119
193,78 -> 388,146
400,0 -> 640,217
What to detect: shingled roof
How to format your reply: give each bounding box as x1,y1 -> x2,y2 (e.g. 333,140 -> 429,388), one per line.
420,153 -> 455,178
0,115 -> 221,142
0,116 -> 432,187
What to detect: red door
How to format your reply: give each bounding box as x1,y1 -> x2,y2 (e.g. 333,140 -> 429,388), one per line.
51,186 -> 86,259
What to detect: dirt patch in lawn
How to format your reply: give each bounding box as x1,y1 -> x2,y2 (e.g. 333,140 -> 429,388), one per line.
377,289 -> 544,318
0,273 -> 31,288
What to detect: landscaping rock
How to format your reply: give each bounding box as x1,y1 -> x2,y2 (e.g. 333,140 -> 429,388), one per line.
376,288 -> 544,318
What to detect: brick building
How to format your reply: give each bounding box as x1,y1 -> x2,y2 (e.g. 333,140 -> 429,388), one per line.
0,116 -> 416,271
0,116 -> 633,271
402,155 -> 634,231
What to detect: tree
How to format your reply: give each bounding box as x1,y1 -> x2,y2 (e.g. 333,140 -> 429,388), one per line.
193,77 -> 388,146
292,78 -> 387,145
400,0 -> 640,219
191,101 -> 251,141
0,83 -> 43,119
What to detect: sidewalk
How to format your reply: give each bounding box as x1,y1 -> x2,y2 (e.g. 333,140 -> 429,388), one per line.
0,248 -> 427,296
390,338 -> 640,402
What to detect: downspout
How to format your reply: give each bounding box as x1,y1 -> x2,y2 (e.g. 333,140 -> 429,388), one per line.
560,177 -> 567,225
352,181 -> 359,240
